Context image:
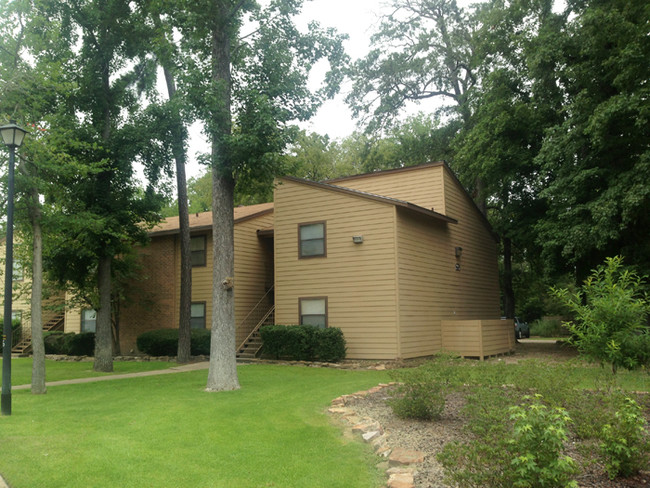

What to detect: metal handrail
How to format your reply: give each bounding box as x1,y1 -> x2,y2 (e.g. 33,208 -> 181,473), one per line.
236,305 -> 274,355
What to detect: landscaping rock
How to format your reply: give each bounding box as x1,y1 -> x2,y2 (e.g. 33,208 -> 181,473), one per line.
388,447 -> 425,466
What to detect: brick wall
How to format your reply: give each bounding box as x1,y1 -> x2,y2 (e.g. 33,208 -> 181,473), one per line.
118,235 -> 177,353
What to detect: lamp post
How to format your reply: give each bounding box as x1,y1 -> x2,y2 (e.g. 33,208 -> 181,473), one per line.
1,120 -> 28,416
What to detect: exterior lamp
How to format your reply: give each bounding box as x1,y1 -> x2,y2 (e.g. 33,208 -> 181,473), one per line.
1,120 -> 28,416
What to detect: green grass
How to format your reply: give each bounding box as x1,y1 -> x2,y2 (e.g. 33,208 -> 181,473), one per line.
1,358 -> 176,387
0,364 -> 389,488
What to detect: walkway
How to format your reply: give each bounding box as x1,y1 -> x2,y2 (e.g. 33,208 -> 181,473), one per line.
11,361 -> 210,391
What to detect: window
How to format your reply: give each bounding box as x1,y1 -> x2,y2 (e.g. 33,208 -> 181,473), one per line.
299,297 -> 327,328
191,235 -> 206,267
11,311 -> 22,326
12,259 -> 23,281
190,302 -> 206,329
299,222 -> 326,258
81,309 -> 97,333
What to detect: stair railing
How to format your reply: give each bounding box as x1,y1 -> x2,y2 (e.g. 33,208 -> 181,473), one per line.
236,305 -> 275,356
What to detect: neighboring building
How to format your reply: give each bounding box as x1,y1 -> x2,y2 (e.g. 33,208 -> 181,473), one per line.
12,162 -> 514,359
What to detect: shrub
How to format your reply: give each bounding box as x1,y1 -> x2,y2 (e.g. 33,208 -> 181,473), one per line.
190,329 -> 211,355
315,327 -> 346,362
388,355 -> 461,421
439,393 -> 578,488
599,397 -> 649,479
67,332 -> 95,356
43,331 -> 96,356
43,331 -> 69,354
551,256 -> 650,373
529,318 -> 569,338
136,328 -> 212,356
259,325 -> 346,362
509,395 -> 578,488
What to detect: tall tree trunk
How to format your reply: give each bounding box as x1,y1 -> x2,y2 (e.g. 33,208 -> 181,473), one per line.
29,193 -> 46,394
503,236 -> 515,319
94,255 -> 113,372
206,1 -> 240,391
162,66 -> 192,364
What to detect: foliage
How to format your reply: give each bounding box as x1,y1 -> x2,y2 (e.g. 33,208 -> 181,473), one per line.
43,332 -> 95,356
508,395 -> 578,488
529,318 -> 570,338
387,357 -> 461,420
439,393 -> 579,488
551,256 -> 650,373
259,325 -> 346,362
600,397 -> 649,479
136,329 -> 211,356
535,0 -> 650,280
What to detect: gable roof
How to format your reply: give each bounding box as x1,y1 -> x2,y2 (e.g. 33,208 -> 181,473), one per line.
279,176 -> 458,224
149,202 -> 274,237
325,161 -> 445,185
326,161 -> 497,242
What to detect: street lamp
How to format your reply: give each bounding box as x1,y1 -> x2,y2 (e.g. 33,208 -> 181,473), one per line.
1,120 -> 28,416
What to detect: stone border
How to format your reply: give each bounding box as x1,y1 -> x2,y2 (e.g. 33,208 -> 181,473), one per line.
329,383 -> 425,488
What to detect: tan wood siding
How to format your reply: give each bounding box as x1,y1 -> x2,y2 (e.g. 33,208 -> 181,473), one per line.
233,212 -> 275,346
395,209 -> 453,358
330,164 -> 446,213
274,179 -> 399,359
441,167 -> 501,321
441,319 -> 515,359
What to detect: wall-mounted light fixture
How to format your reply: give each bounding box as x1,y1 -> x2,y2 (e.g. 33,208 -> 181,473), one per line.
352,235 -> 364,244
455,246 -> 463,259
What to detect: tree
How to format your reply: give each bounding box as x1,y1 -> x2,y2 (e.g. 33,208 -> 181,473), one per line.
452,0 -> 566,318
535,0 -> 650,282
146,6 -> 194,363
346,0 -> 478,131
34,0 -> 169,372
174,0 -> 347,391
551,256 -> 650,373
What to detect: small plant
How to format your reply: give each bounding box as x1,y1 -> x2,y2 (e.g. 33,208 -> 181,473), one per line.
509,394 -> 578,488
438,393 -> 578,488
599,397 -> 649,479
388,355 -> 460,421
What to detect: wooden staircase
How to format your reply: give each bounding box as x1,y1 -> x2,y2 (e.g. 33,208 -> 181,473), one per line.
12,312 -> 65,355
236,305 -> 274,360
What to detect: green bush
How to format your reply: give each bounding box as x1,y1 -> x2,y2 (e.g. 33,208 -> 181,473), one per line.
43,331 -> 95,356
529,318 -> 569,337
600,397 -> 649,479
136,328 -> 211,356
43,331 -> 69,354
259,325 -> 346,362
509,395 -> 578,488
439,393 -> 578,488
388,355 -> 461,421
67,332 -> 96,356
551,256 -> 650,373
190,329 -> 211,355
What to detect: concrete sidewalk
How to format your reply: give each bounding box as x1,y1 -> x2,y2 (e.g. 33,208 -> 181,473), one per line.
11,361 -> 210,391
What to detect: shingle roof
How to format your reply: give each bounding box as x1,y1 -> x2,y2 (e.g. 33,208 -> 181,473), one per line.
149,202 -> 274,236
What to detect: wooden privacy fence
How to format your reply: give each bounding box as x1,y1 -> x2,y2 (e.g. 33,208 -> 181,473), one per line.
441,319 -> 515,360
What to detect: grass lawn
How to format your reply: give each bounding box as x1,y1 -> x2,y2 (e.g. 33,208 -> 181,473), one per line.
0,364 -> 389,488
1,358 -> 177,387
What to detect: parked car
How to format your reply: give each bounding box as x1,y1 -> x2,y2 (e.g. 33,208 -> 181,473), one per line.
514,317 -> 530,339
